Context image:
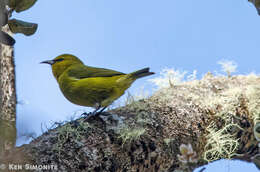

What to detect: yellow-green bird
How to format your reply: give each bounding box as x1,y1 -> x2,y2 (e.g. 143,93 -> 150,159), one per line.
41,54 -> 154,115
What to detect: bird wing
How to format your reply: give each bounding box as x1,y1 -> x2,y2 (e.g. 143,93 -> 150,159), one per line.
67,64 -> 125,79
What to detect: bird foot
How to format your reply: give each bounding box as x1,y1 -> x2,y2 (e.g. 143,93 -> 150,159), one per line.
82,111 -> 101,121
81,112 -> 91,117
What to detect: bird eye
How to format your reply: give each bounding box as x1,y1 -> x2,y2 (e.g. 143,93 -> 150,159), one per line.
54,58 -> 64,62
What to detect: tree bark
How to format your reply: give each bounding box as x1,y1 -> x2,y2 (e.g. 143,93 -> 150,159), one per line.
0,25 -> 16,160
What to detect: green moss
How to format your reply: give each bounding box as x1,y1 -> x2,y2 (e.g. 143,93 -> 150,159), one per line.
118,127 -> 146,145
163,138 -> 173,146
53,120 -> 91,158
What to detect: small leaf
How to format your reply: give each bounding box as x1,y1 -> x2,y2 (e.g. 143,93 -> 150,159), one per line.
8,19 -> 38,36
9,0 -> 37,13
0,31 -> 15,46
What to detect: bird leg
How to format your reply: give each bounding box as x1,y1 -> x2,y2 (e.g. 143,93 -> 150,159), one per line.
90,105 -> 108,116
94,106 -> 108,116
92,105 -> 101,114
81,104 -> 100,118
83,106 -> 108,121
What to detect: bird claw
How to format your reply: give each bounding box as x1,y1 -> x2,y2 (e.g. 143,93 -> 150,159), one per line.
82,106 -> 108,121
81,112 -> 91,117
82,111 -> 100,121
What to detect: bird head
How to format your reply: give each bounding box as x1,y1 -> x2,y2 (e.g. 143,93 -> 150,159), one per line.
41,54 -> 83,80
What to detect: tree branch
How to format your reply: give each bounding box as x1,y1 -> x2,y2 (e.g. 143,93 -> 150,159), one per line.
4,74 -> 260,171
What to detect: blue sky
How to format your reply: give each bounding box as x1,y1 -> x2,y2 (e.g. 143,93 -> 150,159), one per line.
12,0 -> 259,171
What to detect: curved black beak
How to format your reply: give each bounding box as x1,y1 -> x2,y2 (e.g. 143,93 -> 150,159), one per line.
40,60 -> 55,65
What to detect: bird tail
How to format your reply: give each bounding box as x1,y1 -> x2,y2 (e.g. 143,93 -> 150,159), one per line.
130,67 -> 155,79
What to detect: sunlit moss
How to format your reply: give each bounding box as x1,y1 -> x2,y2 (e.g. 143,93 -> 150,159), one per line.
203,123 -> 242,162
118,127 -> 146,145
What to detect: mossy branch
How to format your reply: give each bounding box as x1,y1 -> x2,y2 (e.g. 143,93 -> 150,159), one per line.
3,74 -> 260,171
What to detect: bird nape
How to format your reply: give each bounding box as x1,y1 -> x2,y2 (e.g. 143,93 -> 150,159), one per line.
41,54 -> 154,117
